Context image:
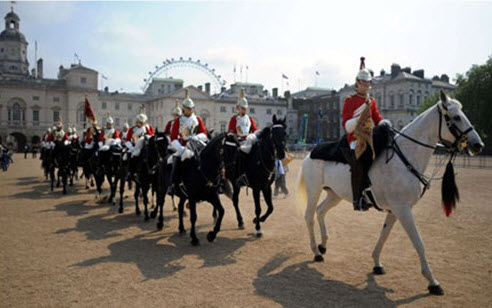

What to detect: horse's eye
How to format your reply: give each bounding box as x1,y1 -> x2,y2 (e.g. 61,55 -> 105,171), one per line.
453,115 -> 461,121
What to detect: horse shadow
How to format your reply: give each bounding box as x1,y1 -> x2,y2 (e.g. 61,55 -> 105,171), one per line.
74,232 -> 251,280
253,254 -> 430,307
12,179 -> 89,200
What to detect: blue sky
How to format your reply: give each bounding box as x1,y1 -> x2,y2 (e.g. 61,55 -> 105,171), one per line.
2,0 -> 491,94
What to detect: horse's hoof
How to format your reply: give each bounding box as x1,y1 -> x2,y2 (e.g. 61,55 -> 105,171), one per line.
144,215 -> 150,221
63,190 -> 67,195
314,255 -> 324,262
207,231 -> 216,242
69,183 -> 73,187
173,207 -> 177,212
179,229 -> 186,235
85,186 -> 89,189
90,183 -> 94,187
428,285 -> 444,296
191,239 -> 200,246
238,223 -> 245,230
136,211 -> 141,216
256,230 -> 263,238
318,245 -> 326,255
150,211 -> 157,219
373,266 -> 386,275
252,217 -> 258,224
157,222 -> 163,230
118,208 -> 123,214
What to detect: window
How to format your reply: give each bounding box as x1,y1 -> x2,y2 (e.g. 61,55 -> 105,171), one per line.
409,94 -> 413,105
81,77 -> 87,84
417,96 -> 421,106
128,104 -> 132,111
250,108 -> 255,114
32,96 -> 39,101
78,107 -> 85,123
399,94 -> 404,107
277,109 -> 283,115
102,102 -> 107,109
115,102 -> 120,110
12,103 -> 21,121
53,111 -> 60,122
390,95 -> 395,108
220,106 -> 226,113
231,107 -> 235,113
115,118 -> 120,127
266,108 -> 272,115
33,110 -> 39,122
53,97 -> 59,103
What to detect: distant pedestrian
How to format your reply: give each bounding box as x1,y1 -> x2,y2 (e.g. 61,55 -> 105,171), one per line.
24,144 -> 29,159
2,150 -> 13,171
274,152 -> 294,198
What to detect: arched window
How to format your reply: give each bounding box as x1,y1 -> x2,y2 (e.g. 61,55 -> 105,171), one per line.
12,103 -> 21,121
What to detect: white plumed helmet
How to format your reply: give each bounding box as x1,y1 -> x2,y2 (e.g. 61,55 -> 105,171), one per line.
67,127 -> 73,134
182,88 -> 195,108
356,57 -> 372,82
172,99 -> 182,116
124,123 -> 129,129
236,88 -> 248,108
106,116 -> 114,124
72,127 -> 77,133
136,113 -> 148,123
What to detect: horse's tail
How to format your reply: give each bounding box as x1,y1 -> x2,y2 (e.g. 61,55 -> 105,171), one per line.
442,161 -> 459,217
296,163 -> 307,206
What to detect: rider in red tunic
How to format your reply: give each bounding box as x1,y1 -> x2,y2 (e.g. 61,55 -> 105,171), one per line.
164,100 -> 182,136
342,57 -> 389,211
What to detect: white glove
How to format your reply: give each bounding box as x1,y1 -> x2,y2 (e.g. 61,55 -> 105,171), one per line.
113,138 -> 121,146
171,139 -> 184,152
98,141 -> 103,148
378,119 -> 392,127
125,141 -> 134,151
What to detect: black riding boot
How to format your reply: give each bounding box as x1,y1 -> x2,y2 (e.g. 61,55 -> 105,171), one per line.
235,152 -> 248,187
167,156 -> 180,195
343,149 -> 372,211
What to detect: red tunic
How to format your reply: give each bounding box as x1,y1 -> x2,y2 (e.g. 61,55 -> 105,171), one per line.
85,127 -> 98,145
170,116 -> 208,146
164,120 -> 174,136
46,131 -> 68,142
125,125 -> 155,143
98,129 -> 120,142
227,114 -> 258,139
342,94 -> 383,144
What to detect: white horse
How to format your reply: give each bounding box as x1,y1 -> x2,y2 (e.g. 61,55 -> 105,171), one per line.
298,91 -> 484,295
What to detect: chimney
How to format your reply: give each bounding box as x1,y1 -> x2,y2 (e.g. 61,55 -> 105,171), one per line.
104,86 -> 109,93
263,89 -> 268,96
413,69 -> 424,79
380,69 -> 386,76
31,68 -> 36,78
58,65 -> 64,79
284,91 -> 291,99
402,67 -> 411,74
272,88 -> 278,99
198,85 -> 203,91
432,75 -> 440,81
369,69 -> 374,77
220,86 -> 226,93
37,58 -> 43,79
440,74 -> 449,83
205,82 -> 211,94
391,63 -> 401,78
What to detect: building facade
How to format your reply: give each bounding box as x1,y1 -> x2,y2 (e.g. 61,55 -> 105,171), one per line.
0,9 -> 290,150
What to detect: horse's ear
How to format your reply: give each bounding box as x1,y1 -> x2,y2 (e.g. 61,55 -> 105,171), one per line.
155,128 -> 159,134
440,90 -> 448,104
273,114 -> 277,123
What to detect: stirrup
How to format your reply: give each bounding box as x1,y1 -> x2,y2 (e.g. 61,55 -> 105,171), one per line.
235,174 -> 249,187
353,197 -> 371,211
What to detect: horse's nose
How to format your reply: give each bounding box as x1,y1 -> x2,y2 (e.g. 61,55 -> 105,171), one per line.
472,142 -> 484,153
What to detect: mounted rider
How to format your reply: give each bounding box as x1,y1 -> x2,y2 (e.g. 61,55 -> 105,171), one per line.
169,88 -> 208,193
342,57 -> 390,211
47,119 -> 69,147
125,111 -> 155,179
98,116 -> 121,151
84,120 -> 99,150
165,100 -> 182,136
121,123 -> 130,141
228,88 -> 258,153
67,126 -> 79,142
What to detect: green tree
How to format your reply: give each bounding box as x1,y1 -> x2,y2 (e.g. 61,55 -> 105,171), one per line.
455,56 -> 492,151
417,91 -> 440,115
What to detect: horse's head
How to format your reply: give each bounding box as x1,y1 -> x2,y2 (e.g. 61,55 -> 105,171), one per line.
201,132 -> 227,164
223,133 -> 241,166
271,114 -> 287,160
438,90 -> 484,156
153,129 -> 169,160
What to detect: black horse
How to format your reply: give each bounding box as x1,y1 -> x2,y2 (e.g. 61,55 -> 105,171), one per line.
94,144 -> 123,204
67,138 -> 82,186
52,140 -> 71,194
172,133 -> 230,246
117,147 -> 132,213
223,115 -> 287,237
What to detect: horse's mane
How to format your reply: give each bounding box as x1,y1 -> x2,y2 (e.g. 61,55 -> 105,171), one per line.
201,132 -> 226,157
257,126 -> 271,141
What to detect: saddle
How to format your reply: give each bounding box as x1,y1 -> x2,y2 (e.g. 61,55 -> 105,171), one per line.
310,124 -> 393,163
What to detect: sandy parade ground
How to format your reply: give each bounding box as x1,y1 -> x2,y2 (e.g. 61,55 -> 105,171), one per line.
1,154 -> 491,307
